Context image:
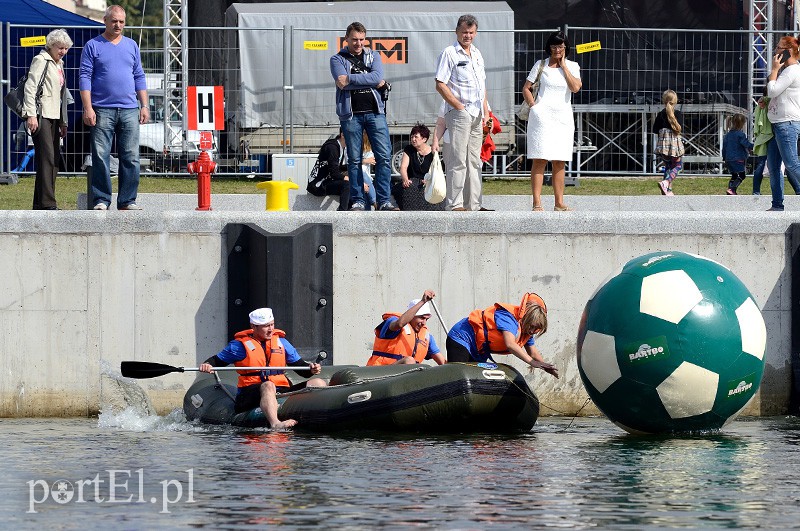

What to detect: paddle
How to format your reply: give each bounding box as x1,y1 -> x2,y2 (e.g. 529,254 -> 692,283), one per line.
121,361 -> 300,379
430,299 -> 449,331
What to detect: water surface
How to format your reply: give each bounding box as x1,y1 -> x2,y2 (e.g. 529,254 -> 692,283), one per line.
2,410 -> 799,529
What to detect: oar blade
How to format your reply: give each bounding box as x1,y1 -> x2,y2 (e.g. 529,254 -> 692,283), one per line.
121,361 -> 184,379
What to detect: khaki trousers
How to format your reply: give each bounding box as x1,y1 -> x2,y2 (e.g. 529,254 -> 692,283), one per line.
443,109 -> 484,210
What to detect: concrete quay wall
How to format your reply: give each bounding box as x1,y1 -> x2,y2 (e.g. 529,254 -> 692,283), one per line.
0,200 -> 796,417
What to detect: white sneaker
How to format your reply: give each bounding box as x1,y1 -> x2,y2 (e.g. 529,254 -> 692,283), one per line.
93,203 -> 108,211
119,203 -> 142,211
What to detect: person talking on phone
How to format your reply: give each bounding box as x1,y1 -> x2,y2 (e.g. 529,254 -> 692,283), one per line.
765,35 -> 800,211
522,30 -> 582,212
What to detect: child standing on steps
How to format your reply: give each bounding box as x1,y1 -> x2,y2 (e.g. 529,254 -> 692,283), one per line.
722,113 -> 754,195
653,90 -> 684,196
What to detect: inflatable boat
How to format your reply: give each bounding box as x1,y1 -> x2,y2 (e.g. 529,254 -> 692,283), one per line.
183,362 -> 540,433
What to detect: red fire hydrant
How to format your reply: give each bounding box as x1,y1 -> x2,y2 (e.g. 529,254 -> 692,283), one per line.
187,151 -> 216,211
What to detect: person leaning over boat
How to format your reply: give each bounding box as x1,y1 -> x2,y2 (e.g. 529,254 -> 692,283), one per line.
446,292 -> 559,378
199,308 -> 327,429
367,290 -> 446,366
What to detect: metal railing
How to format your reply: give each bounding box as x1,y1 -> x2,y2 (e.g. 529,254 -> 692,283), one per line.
2,23 -> 788,179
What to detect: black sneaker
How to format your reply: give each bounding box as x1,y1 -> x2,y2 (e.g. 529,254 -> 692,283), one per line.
379,202 -> 399,211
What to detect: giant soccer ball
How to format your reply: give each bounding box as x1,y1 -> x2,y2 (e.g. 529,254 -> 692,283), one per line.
577,251 -> 766,434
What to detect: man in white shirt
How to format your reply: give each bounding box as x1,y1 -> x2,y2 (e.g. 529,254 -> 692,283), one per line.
434,14 -> 491,211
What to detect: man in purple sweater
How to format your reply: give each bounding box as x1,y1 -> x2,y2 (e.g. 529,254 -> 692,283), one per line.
79,5 -> 149,211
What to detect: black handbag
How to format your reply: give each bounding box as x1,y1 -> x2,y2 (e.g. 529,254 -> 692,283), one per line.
306,160 -> 327,196
4,61 -> 49,119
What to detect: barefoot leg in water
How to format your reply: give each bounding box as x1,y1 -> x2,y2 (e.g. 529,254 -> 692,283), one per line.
260,381 -> 297,429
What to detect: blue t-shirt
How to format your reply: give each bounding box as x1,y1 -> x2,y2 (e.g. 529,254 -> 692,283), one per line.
377,316 -> 440,359
79,35 -> 146,108
447,307 -> 535,362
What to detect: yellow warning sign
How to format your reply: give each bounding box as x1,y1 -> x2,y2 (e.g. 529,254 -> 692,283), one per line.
21,36 -> 46,47
576,41 -> 601,54
304,41 -> 329,50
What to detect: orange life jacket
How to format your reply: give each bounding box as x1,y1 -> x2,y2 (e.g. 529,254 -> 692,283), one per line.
368,312 -> 430,366
467,293 -> 546,357
233,328 -> 290,388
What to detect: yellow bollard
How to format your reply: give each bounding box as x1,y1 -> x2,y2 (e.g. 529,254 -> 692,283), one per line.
256,180 -> 299,211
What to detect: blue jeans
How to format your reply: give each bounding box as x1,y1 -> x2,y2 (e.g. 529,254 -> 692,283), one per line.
91,107 -> 141,208
341,113 -> 392,206
767,121 -> 800,209
752,155 -> 767,194
363,172 -> 377,207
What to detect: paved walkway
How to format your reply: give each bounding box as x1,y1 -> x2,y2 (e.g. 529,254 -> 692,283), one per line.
78,192 -> 800,212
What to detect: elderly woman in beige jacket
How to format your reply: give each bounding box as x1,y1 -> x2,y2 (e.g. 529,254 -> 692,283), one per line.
23,29 -> 73,210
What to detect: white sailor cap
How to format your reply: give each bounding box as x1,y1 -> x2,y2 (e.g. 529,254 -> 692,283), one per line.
249,308 -> 274,325
407,299 -> 432,317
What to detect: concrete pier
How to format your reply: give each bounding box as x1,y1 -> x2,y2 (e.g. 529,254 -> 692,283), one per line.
1,195 -> 797,417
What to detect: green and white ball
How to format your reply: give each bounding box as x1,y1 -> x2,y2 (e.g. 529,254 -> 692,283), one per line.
577,251 -> 766,434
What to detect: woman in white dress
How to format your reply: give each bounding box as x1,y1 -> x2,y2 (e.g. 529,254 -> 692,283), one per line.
522,31 -> 582,211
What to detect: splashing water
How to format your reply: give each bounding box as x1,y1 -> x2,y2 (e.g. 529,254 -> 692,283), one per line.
96,359 -> 213,432
99,359 -> 157,416
97,405 -> 203,432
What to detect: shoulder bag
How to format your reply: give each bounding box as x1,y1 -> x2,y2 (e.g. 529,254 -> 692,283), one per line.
338,50 -> 391,103
517,59 -> 545,121
423,152 -> 446,204
5,61 -> 49,119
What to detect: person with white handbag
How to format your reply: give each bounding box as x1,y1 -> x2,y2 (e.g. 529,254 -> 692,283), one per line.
392,124 -> 445,210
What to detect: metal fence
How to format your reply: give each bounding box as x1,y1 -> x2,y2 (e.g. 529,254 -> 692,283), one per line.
1,23 -> 786,179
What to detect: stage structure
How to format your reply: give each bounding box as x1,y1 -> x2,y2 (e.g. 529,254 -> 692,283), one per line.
572,103 -> 746,177
162,0 -> 188,155
750,0 -> 772,110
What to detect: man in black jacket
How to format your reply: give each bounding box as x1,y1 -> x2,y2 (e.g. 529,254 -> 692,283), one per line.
306,132 -> 351,210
